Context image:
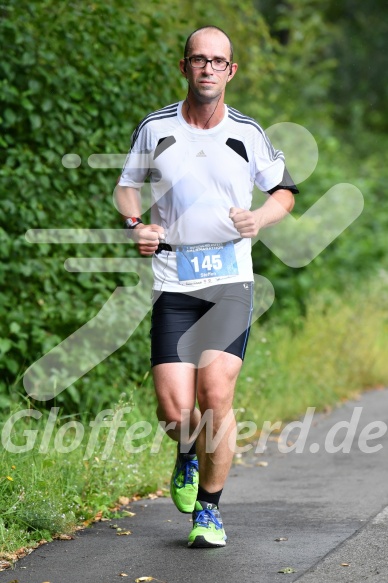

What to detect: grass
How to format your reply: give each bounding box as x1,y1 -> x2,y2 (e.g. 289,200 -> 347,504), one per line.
0,397 -> 176,556
236,278 -> 388,426
1,277 -> 388,557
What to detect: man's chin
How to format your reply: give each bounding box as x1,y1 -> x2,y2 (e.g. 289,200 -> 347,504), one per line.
193,87 -> 223,102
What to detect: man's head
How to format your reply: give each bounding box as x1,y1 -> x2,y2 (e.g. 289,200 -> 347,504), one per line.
184,26 -> 234,64
180,26 -> 238,102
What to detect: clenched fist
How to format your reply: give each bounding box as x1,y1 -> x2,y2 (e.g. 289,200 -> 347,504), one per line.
229,207 -> 259,238
132,224 -> 165,256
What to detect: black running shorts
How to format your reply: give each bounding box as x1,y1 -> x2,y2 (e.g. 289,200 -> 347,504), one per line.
150,282 -> 253,367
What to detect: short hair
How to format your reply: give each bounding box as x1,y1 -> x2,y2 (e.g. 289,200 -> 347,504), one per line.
184,26 -> 234,62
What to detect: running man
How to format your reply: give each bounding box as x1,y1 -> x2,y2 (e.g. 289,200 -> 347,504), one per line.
115,25 -> 297,548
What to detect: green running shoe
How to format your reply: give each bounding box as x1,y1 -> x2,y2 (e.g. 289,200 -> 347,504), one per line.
188,501 -> 227,548
170,452 -> 199,513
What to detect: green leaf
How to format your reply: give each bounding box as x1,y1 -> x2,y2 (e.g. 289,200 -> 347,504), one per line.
10,322 -> 21,334
0,338 -> 12,355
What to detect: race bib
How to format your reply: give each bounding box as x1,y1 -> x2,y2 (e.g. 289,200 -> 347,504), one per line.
176,241 -> 238,285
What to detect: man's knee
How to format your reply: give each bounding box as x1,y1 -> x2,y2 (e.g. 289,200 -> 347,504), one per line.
156,404 -> 192,427
197,387 -> 234,416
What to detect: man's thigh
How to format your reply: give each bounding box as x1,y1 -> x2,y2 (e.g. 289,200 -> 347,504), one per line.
150,290 -> 210,366
152,361 -> 198,415
192,282 -> 253,360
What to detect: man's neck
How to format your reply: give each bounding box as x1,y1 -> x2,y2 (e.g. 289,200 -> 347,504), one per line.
182,94 -> 225,129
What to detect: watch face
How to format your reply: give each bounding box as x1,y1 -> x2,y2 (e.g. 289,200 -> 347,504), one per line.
126,217 -> 140,228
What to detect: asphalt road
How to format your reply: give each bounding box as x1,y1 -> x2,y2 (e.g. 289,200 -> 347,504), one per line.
1,388 -> 387,583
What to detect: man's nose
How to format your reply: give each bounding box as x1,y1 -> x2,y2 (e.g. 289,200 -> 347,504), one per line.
203,60 -> 213,73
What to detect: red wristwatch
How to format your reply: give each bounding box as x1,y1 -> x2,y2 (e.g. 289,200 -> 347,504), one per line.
124,217 -> 143,229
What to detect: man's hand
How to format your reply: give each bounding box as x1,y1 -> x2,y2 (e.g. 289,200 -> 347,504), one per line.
229,207 -> 259,238
230,191 -> 295,238
131,223 -> 165,256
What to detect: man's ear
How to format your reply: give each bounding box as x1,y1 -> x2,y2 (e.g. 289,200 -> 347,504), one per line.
179,58 -> 187,76
227,62 -> 238,81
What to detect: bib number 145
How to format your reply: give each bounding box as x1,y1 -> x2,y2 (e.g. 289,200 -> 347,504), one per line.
176,241 -> 239,284
191,254 -> 222,272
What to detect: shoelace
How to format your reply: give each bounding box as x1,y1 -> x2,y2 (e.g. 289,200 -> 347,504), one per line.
174,457 -> 199,488
194,507 -> 223,530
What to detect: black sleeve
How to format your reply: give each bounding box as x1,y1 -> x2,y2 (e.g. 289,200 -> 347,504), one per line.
267,166 -> 299,194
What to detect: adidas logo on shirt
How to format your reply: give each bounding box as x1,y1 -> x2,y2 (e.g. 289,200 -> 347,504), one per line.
196,150 -> 207,157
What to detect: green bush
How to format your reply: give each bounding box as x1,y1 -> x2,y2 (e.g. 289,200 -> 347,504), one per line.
0,0 -> 186,411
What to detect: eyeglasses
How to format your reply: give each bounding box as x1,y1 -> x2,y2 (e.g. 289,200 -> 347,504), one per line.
185,56 -> 230,72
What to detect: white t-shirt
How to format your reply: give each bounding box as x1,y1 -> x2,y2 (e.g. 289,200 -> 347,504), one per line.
119,101 -> 286,292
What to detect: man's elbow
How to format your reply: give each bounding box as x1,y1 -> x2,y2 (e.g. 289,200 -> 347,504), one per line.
288,192 -> 295,213
275,189 -> 295,213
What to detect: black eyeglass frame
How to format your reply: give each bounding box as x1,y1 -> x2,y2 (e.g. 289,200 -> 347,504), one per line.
184,56 -> 231,71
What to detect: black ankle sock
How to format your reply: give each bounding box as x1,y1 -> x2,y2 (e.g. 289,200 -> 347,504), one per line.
178,441 -> 196,456
187,441 -> 196,456
197,485 -> 223,508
